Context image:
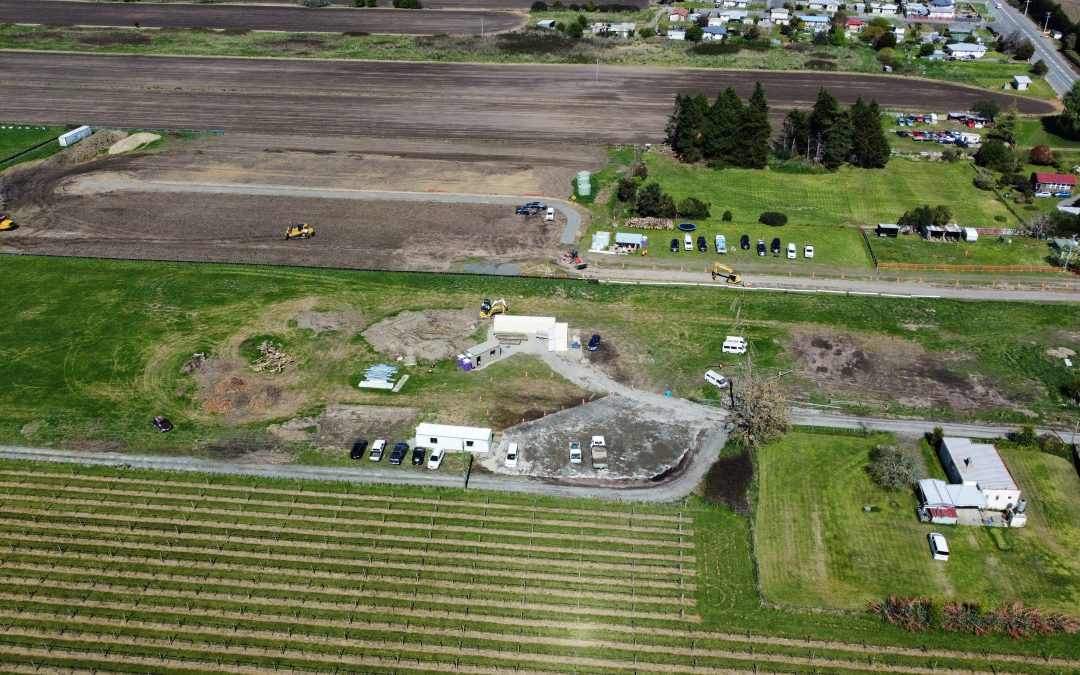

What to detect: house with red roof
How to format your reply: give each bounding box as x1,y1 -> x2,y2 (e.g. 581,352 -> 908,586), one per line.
1032,172 -> 1077,193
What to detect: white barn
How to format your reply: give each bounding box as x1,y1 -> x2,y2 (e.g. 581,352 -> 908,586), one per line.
415,423 -> 492,453
938,437 -> 1021,510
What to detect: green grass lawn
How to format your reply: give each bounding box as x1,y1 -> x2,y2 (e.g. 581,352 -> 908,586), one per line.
0,123 -> 68,169
869,231 -> 1055,266
641,153 -> 1015,230
1014,116 -> 1080,149
2,255 -> 1079,456
754,431 -> 1080,614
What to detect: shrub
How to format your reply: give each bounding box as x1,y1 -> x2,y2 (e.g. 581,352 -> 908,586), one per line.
392,0 -> 423,6
1063,375 -> 1080,402
867,444 -> 919,491
616,177 -> 637,203
722,209 -> 733,221
806,58 -> 838,70
685,24 -> 704,42
639,26 -> 656,38
676,196 -> 710,218
973,139 -> 1016,173
759,211 -> 788,227
691,42 -> 740,55
1015,37 -> 1035,60
299,0 -> 330,6
1033,58 -> 1049,75
1030,143 -> 1055,165
868,597 -> 933,632
530,0 -> 548,9
636,182 -> 676,218
1010,424 -> 1037,446
633,163 -> 648,180
973,170 -> 995,190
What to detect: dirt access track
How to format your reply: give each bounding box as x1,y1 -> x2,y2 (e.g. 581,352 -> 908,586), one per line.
0,0 -> 524,36
0,53 -> 1055,144
75,0 -> 544,9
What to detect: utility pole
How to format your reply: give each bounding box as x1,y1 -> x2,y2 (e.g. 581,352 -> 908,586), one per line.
595,58 -> 600,83
1062,237 -> 1077,272
481,17 -> 485,37
1044,12 -> 1052,33
1024,0 -> 1031,16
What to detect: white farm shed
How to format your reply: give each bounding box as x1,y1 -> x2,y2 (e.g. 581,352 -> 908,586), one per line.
493,315 -> 568,351
415,423 -> 492,453
938,437 -> 1021,510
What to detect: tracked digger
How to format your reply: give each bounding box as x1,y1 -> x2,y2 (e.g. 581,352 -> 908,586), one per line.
711,262 -> 742,284
479,298 -> 508,319
284,223 -> 315,240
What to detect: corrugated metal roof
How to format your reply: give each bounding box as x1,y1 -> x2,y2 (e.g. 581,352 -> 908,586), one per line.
918,478 -> 985,508
615,232 -> 644,245
941,438 -> 1018,491
416,423 -> 492,441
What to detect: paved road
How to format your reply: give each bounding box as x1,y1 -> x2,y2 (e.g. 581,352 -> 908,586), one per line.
0,0 -> 524,36
72,178 -> 584,244
0,53 -> 1055,143
992,0 -> 1077,96
587,264 -> 1080,303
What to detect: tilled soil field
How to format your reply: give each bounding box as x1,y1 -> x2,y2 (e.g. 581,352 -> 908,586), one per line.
3,154 -> 562,271
0,0 -> 524,35
0,52 -> 1056,143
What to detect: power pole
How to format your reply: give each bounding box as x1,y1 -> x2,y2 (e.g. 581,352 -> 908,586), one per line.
1024,0 -> 1031,16
481,17 -> 485,37
1044,12 -> 1051,32
595,58 -> 600,83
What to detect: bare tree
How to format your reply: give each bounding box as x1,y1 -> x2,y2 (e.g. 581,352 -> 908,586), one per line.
867,444 -> 919,491
729,377 -> 792,449
1026,213 -> 1054,239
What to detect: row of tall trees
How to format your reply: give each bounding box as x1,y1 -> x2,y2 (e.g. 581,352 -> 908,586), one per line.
666,83 -> 772,168
773,89 -> 890,170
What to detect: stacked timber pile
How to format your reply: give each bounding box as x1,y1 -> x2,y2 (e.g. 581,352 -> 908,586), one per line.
252,342 -> 296,374
624,217 -> 673,230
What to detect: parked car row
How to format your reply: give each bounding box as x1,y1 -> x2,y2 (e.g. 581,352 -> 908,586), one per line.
1035,190 -> 1073,198
666,232 -> 812,258
898,129 -> 981,147
350,439 -> 444,469
514,200 -> 547,215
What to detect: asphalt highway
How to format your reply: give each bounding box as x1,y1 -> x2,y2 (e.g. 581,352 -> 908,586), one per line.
0,52 -> 1057,143
992,0 -> 1077,96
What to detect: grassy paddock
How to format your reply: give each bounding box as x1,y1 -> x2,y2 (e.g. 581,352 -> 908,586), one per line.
0,123 -> 68,169
754,431 -> 1080,614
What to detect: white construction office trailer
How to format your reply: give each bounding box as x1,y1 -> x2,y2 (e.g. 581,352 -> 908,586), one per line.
58,125 -> 92,147
492,315 -> 568,351
415,423 -> 492,453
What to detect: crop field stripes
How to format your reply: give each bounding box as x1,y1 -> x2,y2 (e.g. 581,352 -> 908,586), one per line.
0,479 -> 692,537
0,468 -> 691,524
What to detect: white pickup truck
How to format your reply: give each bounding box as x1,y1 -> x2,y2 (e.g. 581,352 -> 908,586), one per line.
569,441 -> 582,464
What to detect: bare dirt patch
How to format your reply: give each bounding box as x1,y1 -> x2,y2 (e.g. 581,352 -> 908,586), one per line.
192,356 -> 297,422
1047,347 -> 1077,359
362,309 -> 479,361
267,405 -> 420,448
108,133 -> 160,155
296,311 -> 343,335
785,331 -> 1010,411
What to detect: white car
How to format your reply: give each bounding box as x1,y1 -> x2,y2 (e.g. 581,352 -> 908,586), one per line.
569,441 -> 582,464
369,439 -> 386,462
928,532 -> 949,561
786,243 -> 796,259
505,443 -> 518,468
1035,191 -> 1052,198
545,207 -> 555,222
804,245 -> 814,259
683,234 -> 693,250
427,447 -> 444,470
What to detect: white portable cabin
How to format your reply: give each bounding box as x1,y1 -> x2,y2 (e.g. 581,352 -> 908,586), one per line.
415,423 -> 492,453
58,125 -> 92,148
962,227 -> 978,242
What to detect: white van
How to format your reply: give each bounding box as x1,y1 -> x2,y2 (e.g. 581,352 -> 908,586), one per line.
683,234 -> 693,250
927,532 -> 949,561
787,243 -> 796,259
545,207 -> 555,222
505,443 -> 518,468
722,336 -> 747,354
715,235 -> 727,254
704,370 -> 729,389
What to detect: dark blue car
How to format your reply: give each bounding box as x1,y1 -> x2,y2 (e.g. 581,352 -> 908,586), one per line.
587,334 -> 602,351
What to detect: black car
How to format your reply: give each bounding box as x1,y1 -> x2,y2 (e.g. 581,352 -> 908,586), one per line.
771,237 -> 782,255
350,439 -> 368,460
696,235 -> 707,252
740,234 -> 751,250
587,334 -> 602,351
670,238 -> 679,253
756,238 -> 766,256
389,442 -> 409,465
411,447 -> 426,465
153,416 -> 173,433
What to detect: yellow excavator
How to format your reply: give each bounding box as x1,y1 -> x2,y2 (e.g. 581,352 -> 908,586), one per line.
712,262 -> 742,284
479,298 -> 508,319
284,223 -> 315,240
0,215 -> 16,231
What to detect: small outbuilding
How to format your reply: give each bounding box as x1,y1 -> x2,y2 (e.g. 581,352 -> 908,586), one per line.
536,19 -> 557,29
962,227 -> 978,242
876,223 -> 900,237
415,423 -> 492,453
1013,75 -> 1031,91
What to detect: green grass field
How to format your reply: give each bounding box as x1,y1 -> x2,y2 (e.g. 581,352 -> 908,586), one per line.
754,431 -> 1080,614
640,153 -> 1015,230
869,231 -> 1055,266
0,457 -> 1074,670
0,123 -> 68,169
2,255 -> 1079,457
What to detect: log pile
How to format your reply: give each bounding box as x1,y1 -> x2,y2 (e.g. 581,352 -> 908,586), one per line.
624,217 -> 674,230
252,342 -> 296,374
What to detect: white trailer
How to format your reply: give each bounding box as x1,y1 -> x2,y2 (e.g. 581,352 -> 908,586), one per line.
58,125 -> 92,148
415,423 -> 492,453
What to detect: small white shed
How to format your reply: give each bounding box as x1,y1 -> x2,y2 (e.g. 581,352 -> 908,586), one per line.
415,423 -> 492,453
962,227 -> 979,242
1013,75 -> 1031,91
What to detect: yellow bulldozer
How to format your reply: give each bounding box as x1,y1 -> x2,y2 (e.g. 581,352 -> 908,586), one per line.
712,262 -> 742,285
0,215 -> 17,232
284,223 -> 315,240
479,298 -> 508,319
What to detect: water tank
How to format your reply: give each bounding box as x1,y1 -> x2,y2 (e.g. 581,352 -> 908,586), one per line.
577,170 -> 591,196
1017,499 -> 1027,514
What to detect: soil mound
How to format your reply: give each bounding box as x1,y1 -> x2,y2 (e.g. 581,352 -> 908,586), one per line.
108,132 -> 161,155
362,308 -> 478,361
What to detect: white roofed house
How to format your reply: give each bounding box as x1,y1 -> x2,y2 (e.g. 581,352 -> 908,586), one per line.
807,0 -> 839,12
945,42 -> 986,58
767,7 -> 790,24
869,2 -> 899,14
702,25 -> 728,39
608,22 -> 637,37
667,28 -> 687,40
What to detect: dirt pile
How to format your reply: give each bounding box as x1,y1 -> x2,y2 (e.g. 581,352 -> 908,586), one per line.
362,308 -> 478,361
108,132 -> 160,155
193,357 -> 294,420
786,331 -> 1011,411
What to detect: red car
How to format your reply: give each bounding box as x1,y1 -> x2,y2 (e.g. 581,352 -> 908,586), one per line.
153,416 -> 173,433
